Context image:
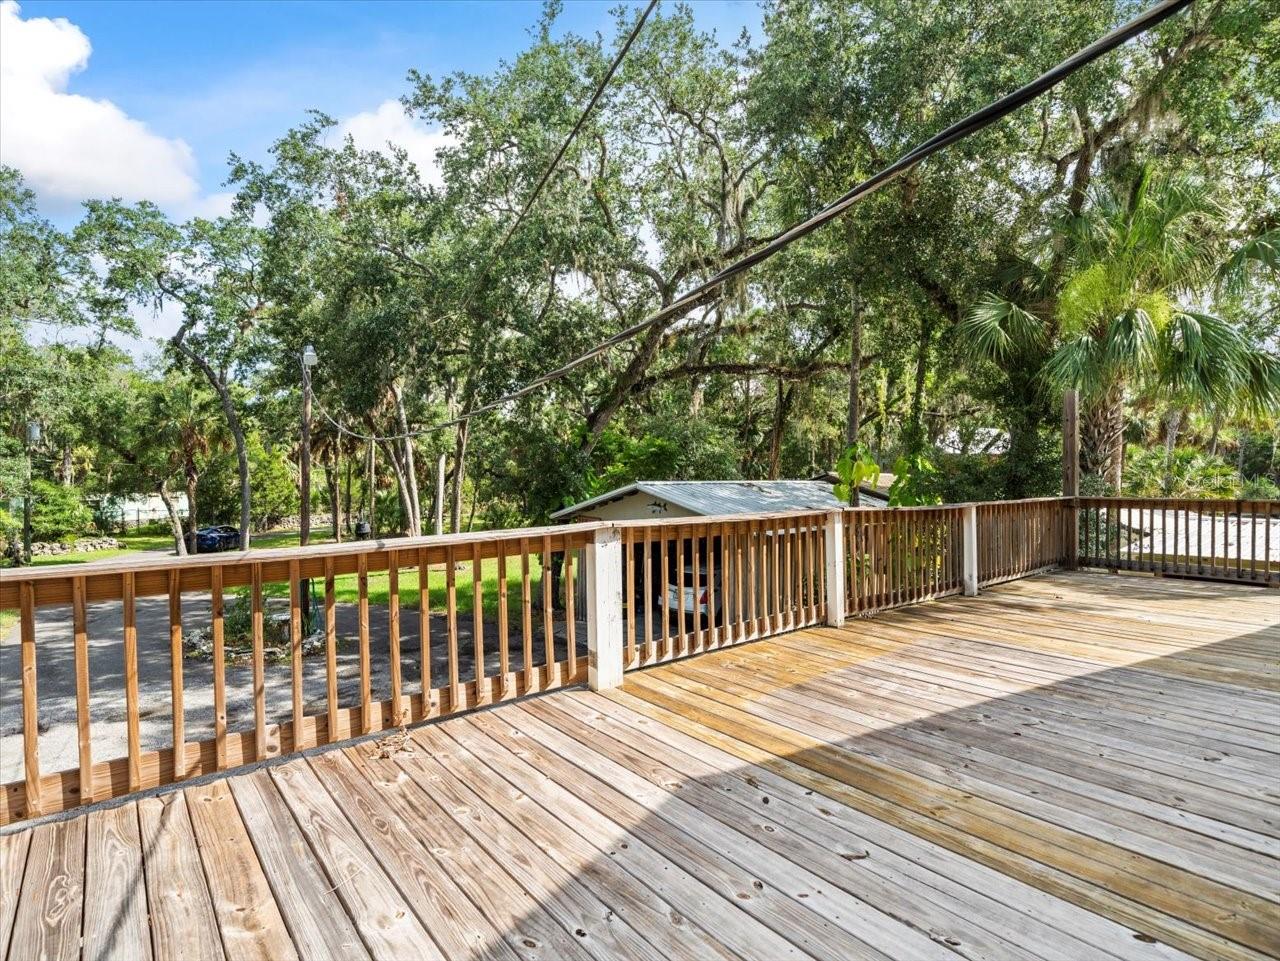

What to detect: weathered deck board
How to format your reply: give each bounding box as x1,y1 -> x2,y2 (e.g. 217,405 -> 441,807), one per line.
0,572 -> 1275,961
83,803 -> 151,961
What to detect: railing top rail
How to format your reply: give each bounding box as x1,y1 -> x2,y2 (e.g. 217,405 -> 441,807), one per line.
0,519 -> 607,587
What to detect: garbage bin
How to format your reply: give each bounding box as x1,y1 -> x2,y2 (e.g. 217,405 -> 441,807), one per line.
354,519 -> 371,540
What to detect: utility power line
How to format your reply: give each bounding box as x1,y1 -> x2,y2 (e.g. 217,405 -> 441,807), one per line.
317,0 -> 1194,443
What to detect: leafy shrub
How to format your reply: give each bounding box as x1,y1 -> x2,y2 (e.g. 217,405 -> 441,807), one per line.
29,479 -> 94,540
1241,476 -> 1280,500
1124,446 -> 1237,498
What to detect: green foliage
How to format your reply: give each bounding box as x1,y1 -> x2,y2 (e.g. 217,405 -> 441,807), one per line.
887,454 -> 943,506
833,444 -> 879,504
29,479 -> 94,540
1241,476 -> 1280,500
1123,446 -> 1238,499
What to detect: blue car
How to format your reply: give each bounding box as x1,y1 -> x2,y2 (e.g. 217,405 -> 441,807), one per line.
185,525 -> 241,553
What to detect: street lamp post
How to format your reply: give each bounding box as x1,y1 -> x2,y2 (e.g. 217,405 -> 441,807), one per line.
300,345 -> 318,630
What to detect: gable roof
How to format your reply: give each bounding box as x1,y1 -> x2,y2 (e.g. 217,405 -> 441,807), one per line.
551,479 -> 864,521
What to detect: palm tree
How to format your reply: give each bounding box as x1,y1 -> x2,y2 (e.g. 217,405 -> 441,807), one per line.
961,167 -> 1280,490
152,374 -> 225,552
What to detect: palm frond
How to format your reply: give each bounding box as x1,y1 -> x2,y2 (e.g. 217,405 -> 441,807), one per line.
1218,228 -> 1280,299
1042,334 -> 1104,397
958,293 -> 1045,362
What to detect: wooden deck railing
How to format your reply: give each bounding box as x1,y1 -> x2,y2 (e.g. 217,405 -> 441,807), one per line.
977,497 -> 1070,587
0,524 -> 594,824
1076,497 -> 1278,586
844,505 -> 965,614
618,512 -> 827,670
3,495 -> 1274,824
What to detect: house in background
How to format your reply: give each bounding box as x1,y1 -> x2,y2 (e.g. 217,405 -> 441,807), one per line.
551,480 -> 880,619
550,478 -> 883,525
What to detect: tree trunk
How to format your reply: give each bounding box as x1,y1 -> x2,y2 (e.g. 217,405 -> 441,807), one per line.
61,446 -> 73,486
184,461 -> 199,554
1207,412 -> 1221,457
845,301 -> 863,450
390,381 -> 421,536
1080,381 -> 1125,491
450,418 -> 470,534
172,337 -> 252,548
158,480 -> 187,556
905,314 -> 934,454
327,443 -> 341,542
767,378 -> 794,480
342,453 -> 352,536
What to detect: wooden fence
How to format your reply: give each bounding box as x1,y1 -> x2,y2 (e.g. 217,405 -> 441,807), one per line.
4,496 -> 1276,825
1077,497 -> 1278,586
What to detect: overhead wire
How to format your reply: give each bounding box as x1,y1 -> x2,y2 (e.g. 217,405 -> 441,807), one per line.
314,0 -> 1194,443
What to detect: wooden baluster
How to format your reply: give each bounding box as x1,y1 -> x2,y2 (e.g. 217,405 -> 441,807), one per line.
721,524 -> 733,642
72,576 -> 93,805
1208,502 -> 1216,578
542,535 -> 555,682
746,521 -> 758,638
167,568 -> 186,781
1249,502 -> 1258,582
625,528 -> 636,665
734,525 -> 745,642
419,547 -> 434,717
211,567 -> 227,768
520,539 -> 534,690
564,544 -> 577,678
643,528 -> 654,660
691,529 -> 703,652
288,560 -> 304,749
1265,502 -> 1273,586
324,559 -> 338,742
661,532 -> 672,658
357,553 -> 372,732
785,518 -> 795,628
388,551 -> 403,725
497,541 -> 510,696
471,541 -> 487,704
771,520 -> 782,633
1237,501 -> 1244,580
705,526 -> 717,647
447,545 -> 461,708
676,529 -> 687,654
19,582 -> 40,817
122,572 -> 141,791
251,564 -> 269,759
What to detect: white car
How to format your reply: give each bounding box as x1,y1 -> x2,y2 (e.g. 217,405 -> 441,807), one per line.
665,563 -> 722,625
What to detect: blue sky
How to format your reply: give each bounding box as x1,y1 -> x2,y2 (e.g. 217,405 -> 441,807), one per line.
5,1 -> 762,222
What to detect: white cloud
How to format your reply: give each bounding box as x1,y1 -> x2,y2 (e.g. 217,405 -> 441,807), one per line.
338,99 -> 450,186
0,1 -> 200,209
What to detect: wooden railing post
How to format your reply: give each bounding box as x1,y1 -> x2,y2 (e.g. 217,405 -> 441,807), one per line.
824,510 -> 846,627
586,525 -> 624,690
962,504 -> 979,597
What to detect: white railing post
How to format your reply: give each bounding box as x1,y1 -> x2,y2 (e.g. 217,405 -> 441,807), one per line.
962,504 -> 979,597
824,510 -> 846,627
586,525 -> 624,690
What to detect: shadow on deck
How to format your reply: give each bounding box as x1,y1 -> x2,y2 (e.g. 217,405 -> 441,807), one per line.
1,571 -> 1276,961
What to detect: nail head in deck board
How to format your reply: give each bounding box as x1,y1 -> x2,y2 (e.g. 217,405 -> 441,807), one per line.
82,803 -> 151,961
312,749 -> 529,961
138,792 -> 226,961
228,770 -> 370,961
411,724 -> 741,961
8,818 -> 85,961
267,759 -> 444,960
186,779 -> 299,961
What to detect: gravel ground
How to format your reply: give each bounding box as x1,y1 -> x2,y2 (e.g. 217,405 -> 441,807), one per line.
0,590 -> 588,784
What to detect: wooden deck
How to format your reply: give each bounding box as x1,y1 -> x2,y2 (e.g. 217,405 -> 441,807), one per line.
1,571 -> 1276,961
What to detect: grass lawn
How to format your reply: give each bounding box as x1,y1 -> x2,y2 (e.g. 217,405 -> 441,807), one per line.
260,554 -> 550,620
2,530 -> 553,631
